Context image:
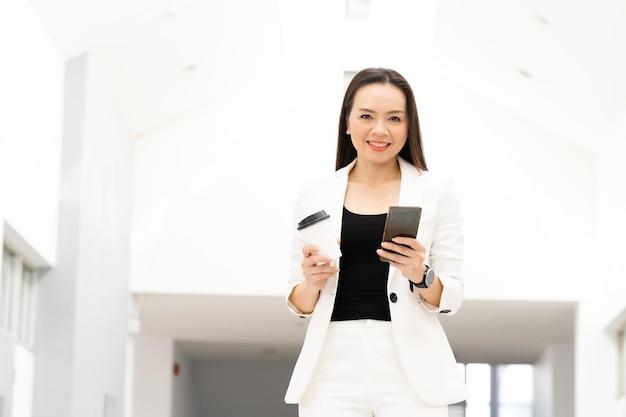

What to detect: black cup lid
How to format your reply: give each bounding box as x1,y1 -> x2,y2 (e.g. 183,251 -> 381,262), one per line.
297,210 -> 330,230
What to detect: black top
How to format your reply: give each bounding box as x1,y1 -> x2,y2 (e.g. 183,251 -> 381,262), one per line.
331,207 -> 391,321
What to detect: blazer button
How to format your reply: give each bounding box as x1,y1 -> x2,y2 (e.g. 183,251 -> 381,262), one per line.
389,292 -> 398,303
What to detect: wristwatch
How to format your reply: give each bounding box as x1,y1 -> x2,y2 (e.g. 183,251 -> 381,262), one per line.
410,265 -> 435,289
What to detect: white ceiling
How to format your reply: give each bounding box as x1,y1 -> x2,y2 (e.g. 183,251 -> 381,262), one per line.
433,0 -> 626,154
30,0 -> 626,150
136,293 -> 576,364
29,0 -> 619,363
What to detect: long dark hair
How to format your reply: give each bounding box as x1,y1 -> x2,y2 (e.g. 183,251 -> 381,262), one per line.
336,68 -> 428,171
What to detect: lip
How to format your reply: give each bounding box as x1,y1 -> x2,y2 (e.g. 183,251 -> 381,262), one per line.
367,140 -> 390,152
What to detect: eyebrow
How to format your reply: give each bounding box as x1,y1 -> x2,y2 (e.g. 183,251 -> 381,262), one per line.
356,107 -> 405,114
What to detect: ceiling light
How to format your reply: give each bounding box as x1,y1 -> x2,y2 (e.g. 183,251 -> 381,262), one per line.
182,64 -> 198,73
532,13 -> 550,25
518,68 -> 533,79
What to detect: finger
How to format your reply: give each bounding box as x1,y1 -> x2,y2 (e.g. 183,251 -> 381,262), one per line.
381,241 -> 413,258
305,254 -> 334,265
302,245 -> 319,257
390,236 -> 422,250
306,266 -> 339,277
377,248 -> 406,265
303,266 -> 339,283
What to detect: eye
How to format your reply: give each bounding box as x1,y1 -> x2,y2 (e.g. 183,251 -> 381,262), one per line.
389,116 -> 401,122
360,114 -> 373,120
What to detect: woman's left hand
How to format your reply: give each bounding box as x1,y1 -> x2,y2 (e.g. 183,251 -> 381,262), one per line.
376,237 -> 427,283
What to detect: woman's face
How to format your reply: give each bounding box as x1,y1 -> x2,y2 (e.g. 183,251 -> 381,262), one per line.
346,82 -> 408,167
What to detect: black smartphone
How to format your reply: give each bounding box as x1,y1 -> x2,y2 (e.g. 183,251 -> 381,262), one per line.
379,206 -> 422,262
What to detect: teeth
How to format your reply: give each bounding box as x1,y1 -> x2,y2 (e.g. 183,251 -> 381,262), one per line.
369,141 -> 388,148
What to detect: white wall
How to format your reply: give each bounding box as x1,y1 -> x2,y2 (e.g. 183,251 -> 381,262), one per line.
128,0 -> 443,296
129,0 -> 589,304
133,337 -> 173,417
423,79 -> 593,301
32,51 -> 133,417
130,77 -> 592,301
11,345 -> 34,417
534,343 -> 575,417
576,109 -> 626,416
0,1 -> 63,416
0,0 -> 63,268
0,332 -> 14,417
171,344 -> 200,417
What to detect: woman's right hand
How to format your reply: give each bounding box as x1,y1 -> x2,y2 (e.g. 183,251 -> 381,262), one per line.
289,245 -> 339,314
300,245 -> 339,292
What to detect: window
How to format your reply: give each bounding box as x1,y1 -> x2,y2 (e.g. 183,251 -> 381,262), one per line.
0,246 -> 38,348
617,326 -> 626,397
466,363 -> 491,417
498,364 -> 533,417
452,363 -> 534,417
0,249 -> 11,329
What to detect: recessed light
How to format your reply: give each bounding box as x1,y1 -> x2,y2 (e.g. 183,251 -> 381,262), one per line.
518,68 -> 533,79
262,348 -> 278,356
532,13 -> 550,25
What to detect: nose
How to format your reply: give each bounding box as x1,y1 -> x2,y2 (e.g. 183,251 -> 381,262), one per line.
371,119 -> 387,136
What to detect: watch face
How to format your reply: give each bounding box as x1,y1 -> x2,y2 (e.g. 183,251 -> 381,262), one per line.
425,268 -> 435,286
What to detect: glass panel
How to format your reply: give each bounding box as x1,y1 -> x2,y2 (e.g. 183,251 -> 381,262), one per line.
498,405 -> 532,417
498,364 -> 533,404
466,363 -> 491,405
466,404 -> 490,417
19,266 -> 35,347
1,247 -> 13,330
10,257 -> 23,335
449,402 -> 466,417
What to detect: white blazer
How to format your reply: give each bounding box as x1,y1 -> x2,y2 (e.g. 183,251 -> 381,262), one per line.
284,157 -> 468,406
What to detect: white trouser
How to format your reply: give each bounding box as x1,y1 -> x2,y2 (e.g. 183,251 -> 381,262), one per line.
298,320 -> 448,417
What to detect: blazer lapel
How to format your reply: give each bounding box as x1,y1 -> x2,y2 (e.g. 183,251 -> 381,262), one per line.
326,160 -> 355,239
397,157 -> 426,207
390,157 -> 427,287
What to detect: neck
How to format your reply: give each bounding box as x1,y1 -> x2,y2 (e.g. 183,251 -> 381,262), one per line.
349,158 -> 401,185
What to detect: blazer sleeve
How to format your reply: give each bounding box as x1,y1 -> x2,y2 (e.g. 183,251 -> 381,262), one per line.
421,175 -> 464,315
285,182 -> 331,317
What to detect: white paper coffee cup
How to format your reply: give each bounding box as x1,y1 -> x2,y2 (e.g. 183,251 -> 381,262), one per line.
297,210 -> 342,259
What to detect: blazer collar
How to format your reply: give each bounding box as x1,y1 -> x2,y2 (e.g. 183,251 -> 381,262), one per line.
334,156 -> 423,179
333,156 -> 426,208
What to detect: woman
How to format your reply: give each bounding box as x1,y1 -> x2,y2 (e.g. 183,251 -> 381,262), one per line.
285,68 -> 468,416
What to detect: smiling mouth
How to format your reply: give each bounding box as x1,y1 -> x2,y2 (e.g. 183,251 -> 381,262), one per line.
367,140 -> 390,150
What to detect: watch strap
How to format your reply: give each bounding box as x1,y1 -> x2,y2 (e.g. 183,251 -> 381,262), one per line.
409,265 -> 433,291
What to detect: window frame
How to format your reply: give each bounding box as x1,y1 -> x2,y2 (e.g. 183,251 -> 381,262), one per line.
1,245 -> 39,349
454,363 -> 534,417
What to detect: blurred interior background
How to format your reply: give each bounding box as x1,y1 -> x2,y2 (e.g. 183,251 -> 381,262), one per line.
1,0 -> 626,416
